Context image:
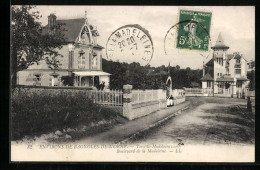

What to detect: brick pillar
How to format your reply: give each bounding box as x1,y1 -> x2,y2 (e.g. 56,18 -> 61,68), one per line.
122,84 -> 133,120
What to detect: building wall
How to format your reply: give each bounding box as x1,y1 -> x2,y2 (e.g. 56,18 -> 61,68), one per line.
229,57 -> 247,78
213,60 -> 225,93
213,48 -> 227,80
26,44 -> 103,71
73,45 -> 91,70
18,70 -> 69,86
202,82 -> 207,88
18,43 -> 105,86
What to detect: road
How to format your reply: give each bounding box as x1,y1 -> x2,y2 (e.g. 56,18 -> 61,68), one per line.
131,97 -> 255,146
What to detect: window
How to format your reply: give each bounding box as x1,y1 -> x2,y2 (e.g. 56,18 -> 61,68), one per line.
78,52 -> 85,69
52,75 -> 59,87
207,81 -> 211,88
235,69 -> 241,75
35,75 -> 41,81
33,74 -> 41,86
92,53 -> 98,69
236,59 -> 240,63
236,81 -> 242,88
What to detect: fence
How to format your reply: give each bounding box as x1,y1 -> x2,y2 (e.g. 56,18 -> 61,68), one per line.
131,89 -> 165,105
122,85 -> 186,120
13,85 -> 186,120
92,89 -> 123,106
185,88 -> 213,94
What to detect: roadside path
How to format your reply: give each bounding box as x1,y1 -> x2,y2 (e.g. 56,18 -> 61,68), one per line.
75,101 -> 190,144
131,97 -> 254,145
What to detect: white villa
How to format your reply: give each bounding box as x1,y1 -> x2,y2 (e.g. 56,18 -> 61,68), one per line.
17,12 -> 111,88
201,33 -> 249,98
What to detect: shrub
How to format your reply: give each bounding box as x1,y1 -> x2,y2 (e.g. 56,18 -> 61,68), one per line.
11,87 -> 119,140
61,74 -> 75,86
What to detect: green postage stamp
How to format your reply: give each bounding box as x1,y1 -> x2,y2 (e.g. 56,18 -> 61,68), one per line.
176,9 -> 212,51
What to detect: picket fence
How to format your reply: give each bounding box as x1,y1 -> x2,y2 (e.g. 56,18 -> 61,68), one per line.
91,89 -> 123,106
91,89 -> 185,106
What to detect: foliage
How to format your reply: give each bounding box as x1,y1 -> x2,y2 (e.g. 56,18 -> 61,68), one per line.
11,87 -> 119,140
11,5 -> 65,86
247,70 -> 255,91
61,74 -> 75,86
102,59 -> 203,90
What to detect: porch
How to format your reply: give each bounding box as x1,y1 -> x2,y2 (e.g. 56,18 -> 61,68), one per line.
73,71 -> 111,89
214,76 -> 234,97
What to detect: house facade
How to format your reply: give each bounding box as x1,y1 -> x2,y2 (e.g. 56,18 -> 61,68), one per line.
17,12 -> 111,89
201,33 -> 249,98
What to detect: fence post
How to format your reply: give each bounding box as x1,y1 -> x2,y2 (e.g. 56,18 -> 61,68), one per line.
122,84 -> 133,120
113,89 -> 115,106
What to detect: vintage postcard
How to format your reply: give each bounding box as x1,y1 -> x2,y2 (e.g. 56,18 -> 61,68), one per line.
10,6 -> 255,162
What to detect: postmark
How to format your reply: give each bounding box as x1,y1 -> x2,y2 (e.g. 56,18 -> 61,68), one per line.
164,10 -> 213,60
106,24 -> 154,66
176,9 -> 212,51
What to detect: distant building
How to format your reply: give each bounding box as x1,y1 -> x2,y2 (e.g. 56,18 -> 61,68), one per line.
17,12 -> 111,88
247,60 -> 255,71
201,33 -> 249,98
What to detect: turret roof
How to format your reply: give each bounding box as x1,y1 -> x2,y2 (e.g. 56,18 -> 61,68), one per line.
211,33 -> 229,49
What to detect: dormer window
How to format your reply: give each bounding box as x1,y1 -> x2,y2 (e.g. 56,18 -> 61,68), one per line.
236,59 -> 240,63
80,26 -> 91,44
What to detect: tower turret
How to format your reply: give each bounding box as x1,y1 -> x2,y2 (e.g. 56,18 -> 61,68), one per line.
211,33 -> 229,67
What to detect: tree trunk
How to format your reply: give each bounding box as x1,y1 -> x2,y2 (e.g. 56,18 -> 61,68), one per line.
11,46 -> 17,88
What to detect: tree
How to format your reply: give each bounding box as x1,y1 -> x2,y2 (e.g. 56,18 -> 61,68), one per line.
11,6 -> 65,86
247,70 -> 255,91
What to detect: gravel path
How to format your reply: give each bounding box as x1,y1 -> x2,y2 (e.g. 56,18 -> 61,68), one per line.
131,97 -> 255,146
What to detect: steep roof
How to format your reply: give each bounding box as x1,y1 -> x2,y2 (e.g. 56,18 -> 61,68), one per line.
200,73 -> 214,81
211,33 -> 229,49
226,54 -> 234,61
43,18 -> 103,48
205,58 -> 214,66
57,18 -> 85,42
232,53 -> 248,62
216,77 -> 234,82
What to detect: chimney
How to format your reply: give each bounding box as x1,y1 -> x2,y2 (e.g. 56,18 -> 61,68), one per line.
48,13 -> 57,31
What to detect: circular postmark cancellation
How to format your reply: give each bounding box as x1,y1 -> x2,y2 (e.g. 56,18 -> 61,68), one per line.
164,20 -> 213,59
106,24 -> 154,66
164,9 -> 213,59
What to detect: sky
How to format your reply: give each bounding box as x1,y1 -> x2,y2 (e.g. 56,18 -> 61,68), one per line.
33,6 -> 255,69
